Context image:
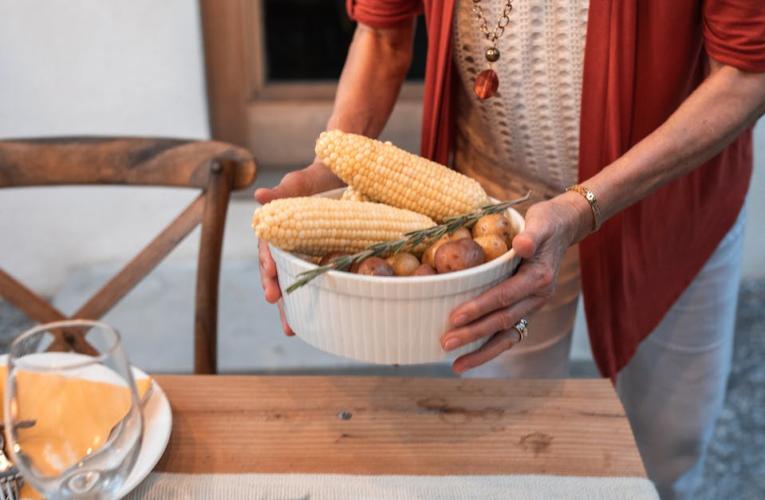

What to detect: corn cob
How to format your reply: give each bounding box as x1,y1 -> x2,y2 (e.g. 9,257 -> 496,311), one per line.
315,130 -> 490,222
340,186 -> 374,202
252,197 -> 435,256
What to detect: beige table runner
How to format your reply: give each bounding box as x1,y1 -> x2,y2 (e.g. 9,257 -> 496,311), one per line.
125,473 -> 659,499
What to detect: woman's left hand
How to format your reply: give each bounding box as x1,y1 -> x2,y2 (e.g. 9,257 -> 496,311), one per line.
442,194 -> 592,375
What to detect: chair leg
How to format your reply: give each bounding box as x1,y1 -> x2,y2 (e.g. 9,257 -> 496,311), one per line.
194,160 -> 232,374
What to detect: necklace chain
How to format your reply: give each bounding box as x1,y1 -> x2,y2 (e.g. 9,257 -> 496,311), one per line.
472,0 -> 514,45
470,0 -> 515,100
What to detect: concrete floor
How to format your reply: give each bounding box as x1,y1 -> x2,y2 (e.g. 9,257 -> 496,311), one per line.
696,280 -> 765,500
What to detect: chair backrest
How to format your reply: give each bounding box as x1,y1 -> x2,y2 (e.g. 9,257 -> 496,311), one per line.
0,137 -> 257,374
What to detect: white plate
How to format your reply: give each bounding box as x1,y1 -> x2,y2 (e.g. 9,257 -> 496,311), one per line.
0,354 -> 172,499
119,366 -> 172,498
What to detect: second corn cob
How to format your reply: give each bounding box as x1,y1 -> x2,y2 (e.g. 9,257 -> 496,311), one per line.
340,186 -> 374,202
252,197 -> 435,256
315,130 -> 490,222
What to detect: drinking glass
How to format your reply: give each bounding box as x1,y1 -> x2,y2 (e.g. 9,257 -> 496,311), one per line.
4,320 -> 143,500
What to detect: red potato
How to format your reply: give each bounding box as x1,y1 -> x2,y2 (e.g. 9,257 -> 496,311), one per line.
421,227 -> 472,268
412,263 -> 437,276
354,257 -> 395,276
434,239 -> 486,274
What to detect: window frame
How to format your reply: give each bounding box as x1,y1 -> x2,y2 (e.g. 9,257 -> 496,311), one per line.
200,0 -> 424,168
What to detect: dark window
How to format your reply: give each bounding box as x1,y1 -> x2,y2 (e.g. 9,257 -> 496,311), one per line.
263,0 -> 427,82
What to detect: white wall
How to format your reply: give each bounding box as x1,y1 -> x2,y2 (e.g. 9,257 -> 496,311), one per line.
0,0 -> 763,300
0,0 -> 208,139
0,0 -> 211,295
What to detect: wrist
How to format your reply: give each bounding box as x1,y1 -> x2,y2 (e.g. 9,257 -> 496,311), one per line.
556,190 -> 596,244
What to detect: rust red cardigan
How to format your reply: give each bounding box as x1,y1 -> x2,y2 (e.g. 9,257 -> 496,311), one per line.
347,0 -> 765,379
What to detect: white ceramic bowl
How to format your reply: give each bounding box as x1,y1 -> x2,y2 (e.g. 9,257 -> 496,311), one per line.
269,188 -> 525,365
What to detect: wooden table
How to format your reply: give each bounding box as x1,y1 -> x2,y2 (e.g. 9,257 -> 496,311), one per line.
152,376 -> 646,478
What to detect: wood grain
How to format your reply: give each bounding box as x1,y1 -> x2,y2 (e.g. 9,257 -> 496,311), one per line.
193,162 -> 233,374
0,136 -> 257,373
0,269 -> 96,353
0,137 -> 256,190
0,268 -> 67,324
153,376 -> 647,478
200,0 -> 250,148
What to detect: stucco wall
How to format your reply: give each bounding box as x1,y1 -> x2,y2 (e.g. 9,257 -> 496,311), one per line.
0,0 -> 210,294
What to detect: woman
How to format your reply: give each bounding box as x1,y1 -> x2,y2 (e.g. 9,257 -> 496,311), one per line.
257,1 -> 765,497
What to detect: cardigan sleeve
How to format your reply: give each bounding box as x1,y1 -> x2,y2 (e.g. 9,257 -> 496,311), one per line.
346,0 -> 424,30
703,0 -> 765,72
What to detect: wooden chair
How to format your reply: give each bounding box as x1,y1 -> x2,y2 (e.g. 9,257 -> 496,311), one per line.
0,137 -> 256,374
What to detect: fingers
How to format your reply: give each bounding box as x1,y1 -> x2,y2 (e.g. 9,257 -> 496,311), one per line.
511,205 -> 555,259
255,161 -> 342,339
254,161 -> 343,205
443,297 -> 535,352
452,328 -> 521,375
254,185 -> 291,205
256,171 -> 311,302
259,235 -> 293,337
254,170 -> 311,205
450,262 -> 554,327
278,300 -> 295,337
258,240 -> 281,303
512,232 -> 538,260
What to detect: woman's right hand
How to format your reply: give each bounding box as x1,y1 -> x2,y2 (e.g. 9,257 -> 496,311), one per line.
254,159 -> 345,336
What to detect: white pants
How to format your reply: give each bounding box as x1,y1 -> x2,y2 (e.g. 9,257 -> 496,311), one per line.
464,206 -> 746,500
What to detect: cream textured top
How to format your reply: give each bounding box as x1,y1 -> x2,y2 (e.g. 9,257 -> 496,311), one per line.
452,0 -> 589,200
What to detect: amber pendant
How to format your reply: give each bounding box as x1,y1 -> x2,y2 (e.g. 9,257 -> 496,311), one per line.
474,69 -> 499,100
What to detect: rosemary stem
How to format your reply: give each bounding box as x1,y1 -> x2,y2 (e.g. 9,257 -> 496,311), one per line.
284,193 -> 529,294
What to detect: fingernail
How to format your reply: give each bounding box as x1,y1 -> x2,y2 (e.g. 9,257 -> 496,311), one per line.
452,314 -> 468,327
444,338 -> 462,351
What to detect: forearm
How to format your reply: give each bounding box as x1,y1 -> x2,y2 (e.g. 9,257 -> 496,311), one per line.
327,21 -> 415,138
571,62 -> 765,238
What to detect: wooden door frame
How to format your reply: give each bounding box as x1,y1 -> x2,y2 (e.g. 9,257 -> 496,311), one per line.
200,0 -> 424,168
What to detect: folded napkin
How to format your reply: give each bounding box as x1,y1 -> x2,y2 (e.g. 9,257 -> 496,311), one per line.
0,366 -> 151,500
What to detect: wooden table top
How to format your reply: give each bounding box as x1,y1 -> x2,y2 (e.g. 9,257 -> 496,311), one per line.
153,376 -> 646,478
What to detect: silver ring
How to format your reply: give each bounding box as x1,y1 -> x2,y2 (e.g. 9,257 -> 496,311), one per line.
512,319 -> 529,342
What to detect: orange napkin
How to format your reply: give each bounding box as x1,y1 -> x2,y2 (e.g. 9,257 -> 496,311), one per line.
0,366 -> 151,499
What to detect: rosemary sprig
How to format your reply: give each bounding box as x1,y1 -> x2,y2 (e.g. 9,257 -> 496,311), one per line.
285,192 -> 530,293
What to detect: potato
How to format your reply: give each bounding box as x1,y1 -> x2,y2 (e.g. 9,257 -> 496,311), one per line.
472,214 -> 515,247
447,227 -> 472,241
473,235 -> 508,261
422,227 -> 472,267
354,257 -> 395,276
412,263 -> 437,276
319,251 -> 351,270
386,252 -> 421,276
434,238 -> 486,274
421,242 -> 442,268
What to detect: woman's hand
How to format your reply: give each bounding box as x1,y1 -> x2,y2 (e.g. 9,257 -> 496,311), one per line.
442,193 -> 593,374
255,159 -> 344,336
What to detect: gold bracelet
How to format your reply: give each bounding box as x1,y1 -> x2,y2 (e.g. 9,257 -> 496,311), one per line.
565,184 -> 602,232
